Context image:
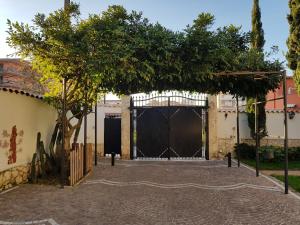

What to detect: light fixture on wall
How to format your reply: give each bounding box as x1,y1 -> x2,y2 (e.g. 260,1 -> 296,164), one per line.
224,112 -> 228,119
288,111 -> 295,120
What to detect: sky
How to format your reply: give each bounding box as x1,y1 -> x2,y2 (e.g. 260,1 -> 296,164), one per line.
0,0 -> 291,70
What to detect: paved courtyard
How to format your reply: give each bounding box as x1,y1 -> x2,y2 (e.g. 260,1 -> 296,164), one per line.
1,159 -> 300,225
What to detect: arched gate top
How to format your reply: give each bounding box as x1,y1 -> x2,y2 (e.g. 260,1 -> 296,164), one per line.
131,91 -> 208,108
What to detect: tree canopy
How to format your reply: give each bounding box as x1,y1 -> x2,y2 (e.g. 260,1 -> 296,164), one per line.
251,0 -> 265,51
287,0 -> 300,92
247,0 -> 267,142
7,4 -> 283,103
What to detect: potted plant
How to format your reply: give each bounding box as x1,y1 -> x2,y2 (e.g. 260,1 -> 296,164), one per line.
263,146 -> 275,161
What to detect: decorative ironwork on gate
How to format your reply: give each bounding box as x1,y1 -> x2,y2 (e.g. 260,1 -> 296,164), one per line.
130,91 -> 209,160
131,92 -> 207,107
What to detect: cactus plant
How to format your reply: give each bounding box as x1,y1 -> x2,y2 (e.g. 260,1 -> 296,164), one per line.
29,132 -> 53,183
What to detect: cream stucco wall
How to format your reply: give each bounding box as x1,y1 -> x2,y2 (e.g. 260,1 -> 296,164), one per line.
216,110 -> 300,154
0,91 -> 57,172
217,111 -> 300,140
217,111 -> 251,139
76,102 -> 122,156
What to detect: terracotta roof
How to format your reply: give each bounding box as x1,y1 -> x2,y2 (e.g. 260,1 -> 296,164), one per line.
0,58 -> 44,99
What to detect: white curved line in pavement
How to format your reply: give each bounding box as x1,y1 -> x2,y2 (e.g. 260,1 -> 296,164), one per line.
84,179 -> 281,192
0,218 -> 59,225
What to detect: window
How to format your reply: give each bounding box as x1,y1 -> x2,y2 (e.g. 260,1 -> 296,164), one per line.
0,64 -> 3,84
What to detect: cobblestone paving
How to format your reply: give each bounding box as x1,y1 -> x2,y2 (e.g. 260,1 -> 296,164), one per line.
1,159 -> 300,225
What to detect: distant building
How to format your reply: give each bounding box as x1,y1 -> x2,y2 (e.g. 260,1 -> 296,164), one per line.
217,77 -> 300,111
217,93 -> 247,111
266,77 -> 300,110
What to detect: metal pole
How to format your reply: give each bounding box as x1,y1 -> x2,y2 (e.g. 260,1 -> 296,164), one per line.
60,78 -> 66,188
168,96 -> 171,160
60,0 -> 70,189
228,152 -> 232,167
83,85 -> 87,175
236,95 -> 240,167
94,101 -> 97,166
205,97 -> 209,160
283,71 -> 289,194
255,96 -> 259,177
111,152 -> 115,166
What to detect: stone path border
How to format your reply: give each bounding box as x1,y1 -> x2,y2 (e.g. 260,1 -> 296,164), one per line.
261,170 -> 300,176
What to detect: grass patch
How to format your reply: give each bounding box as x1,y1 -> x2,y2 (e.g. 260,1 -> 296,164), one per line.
271,175 -> 300,193
241,159 -> 300,170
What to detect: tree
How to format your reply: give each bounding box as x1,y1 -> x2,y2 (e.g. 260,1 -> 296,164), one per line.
246,0 -> 267,143
287,0 -> 300,92
7,4 -> 103,165
251,0 -> 265,51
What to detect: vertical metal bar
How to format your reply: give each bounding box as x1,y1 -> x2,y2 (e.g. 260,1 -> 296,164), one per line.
205,97 -> 209,160
111,152 -> 115,166
133,109 -> 137,159
60,0 -> 70,189
255,96 -> 259,177
283,71 -> 289,194
168,96 -> 171,160
94,101 -> 97,166
228,152 -> 232,167
83,84 -> 87,175
236,95 -> 240,167
60,78 -> 66,188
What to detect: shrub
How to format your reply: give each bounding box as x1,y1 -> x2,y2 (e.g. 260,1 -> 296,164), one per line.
235,143 -> 300,162
234,143 -> 256,159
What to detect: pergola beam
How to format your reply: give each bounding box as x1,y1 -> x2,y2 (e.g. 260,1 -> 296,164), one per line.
227,70 -> 288,194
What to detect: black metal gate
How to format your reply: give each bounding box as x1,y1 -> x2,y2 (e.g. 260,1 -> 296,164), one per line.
130,92 -> 209,160
104,117 -> 121,155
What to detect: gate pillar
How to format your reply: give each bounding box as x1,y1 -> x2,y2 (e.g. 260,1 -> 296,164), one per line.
121,95 -> 131,159
208,95 -> 219,159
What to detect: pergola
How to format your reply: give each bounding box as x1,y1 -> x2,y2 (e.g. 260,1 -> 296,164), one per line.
215,70 -> 288,194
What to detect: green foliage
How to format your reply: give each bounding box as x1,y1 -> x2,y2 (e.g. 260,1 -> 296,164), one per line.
7,4 -> 283,100
234,143 -> 256,159
243,160 -> 300,170
246,95 -> 267,140
251,0 -> 265,51
235,143 -> 300,162
246,0 -> 267,142
272,175 -> 300,193
287,0 -> 300,93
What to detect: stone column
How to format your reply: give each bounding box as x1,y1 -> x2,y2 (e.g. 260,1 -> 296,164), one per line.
121,96 -> 131,159
208,95 -> 219,159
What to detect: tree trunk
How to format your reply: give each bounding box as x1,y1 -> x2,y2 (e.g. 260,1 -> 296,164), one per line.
73,116 -> 83,145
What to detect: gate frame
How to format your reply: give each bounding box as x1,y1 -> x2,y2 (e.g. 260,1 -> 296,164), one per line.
130,92 -> 209,160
